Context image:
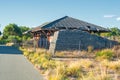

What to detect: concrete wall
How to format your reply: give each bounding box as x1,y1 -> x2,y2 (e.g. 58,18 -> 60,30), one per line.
49,30 -> 118,53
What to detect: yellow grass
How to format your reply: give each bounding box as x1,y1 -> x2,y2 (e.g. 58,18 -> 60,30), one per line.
20,46 -> 120,80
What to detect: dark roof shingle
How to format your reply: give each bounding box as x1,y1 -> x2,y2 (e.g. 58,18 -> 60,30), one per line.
32,16 -> 110,32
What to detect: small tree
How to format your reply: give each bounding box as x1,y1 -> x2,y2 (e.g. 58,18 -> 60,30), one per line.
0,31 -> 1,36
3,23 -> 22,39
108,27 -> 120,40
1,23 -> 31,44
110,27 -> 120,36
19,26 -> 32,41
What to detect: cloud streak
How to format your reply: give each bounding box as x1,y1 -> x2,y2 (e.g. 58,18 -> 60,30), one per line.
104,14 -> 120,22
104,15 -> 116,18
116,17 -> 120,21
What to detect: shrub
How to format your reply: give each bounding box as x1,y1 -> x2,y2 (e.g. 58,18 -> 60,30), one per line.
56,65 -> 66,75
79,70 -> 112,80
31,53 -> 40,63
23,51 -> 34,57
28,52 -> 34,60
32,53 -> 51,64
96,49 -> 114,60
107,61 -> 120,71
80,59 -> 93,69
48,62 -> 67,80
49,60 -> 56,69
29,52 -> 54,70
87,46 -> 94,53
66,61 -> 82,77
41,60 -> 56,70
23,51 -> 29,56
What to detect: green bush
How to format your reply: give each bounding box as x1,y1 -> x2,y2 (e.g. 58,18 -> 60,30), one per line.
96,49 -> 114,60
0,39 -> 7,44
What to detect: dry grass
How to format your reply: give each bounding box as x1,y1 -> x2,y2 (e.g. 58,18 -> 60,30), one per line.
112,45 -> 120,59
55,50 -> 95,58
20,46 -> 120,80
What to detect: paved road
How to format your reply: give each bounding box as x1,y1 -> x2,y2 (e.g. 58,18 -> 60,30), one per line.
0,46 -> 44,80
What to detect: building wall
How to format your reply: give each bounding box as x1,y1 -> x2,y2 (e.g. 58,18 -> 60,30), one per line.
49,30 -> 118,53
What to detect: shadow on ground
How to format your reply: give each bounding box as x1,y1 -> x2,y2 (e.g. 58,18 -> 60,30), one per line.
0,45 -> 22,54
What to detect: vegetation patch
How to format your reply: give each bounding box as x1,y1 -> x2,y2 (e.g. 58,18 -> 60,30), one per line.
20,47 -> 120,80
96,49 -> 114,60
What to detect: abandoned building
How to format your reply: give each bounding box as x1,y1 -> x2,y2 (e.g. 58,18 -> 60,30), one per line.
29,16 -> 118,53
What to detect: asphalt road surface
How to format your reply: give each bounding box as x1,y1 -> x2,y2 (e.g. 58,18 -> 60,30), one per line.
0,46 -> 44,80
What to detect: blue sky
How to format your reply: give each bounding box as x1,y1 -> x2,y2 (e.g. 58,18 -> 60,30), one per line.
0,0 -> 120,32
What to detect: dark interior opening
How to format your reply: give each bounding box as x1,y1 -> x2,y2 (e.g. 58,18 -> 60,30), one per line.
87,26 -> 91,29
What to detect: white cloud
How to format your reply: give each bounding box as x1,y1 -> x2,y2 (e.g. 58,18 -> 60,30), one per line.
104,15 -> 116,18
116,17 -> 120,21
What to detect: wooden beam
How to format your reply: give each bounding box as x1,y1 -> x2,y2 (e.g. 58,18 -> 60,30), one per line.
41,30 -> 47,37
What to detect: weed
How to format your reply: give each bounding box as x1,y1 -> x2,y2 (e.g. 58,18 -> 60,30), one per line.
96,49 -> 114,60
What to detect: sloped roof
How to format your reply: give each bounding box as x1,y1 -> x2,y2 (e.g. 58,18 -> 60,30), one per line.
32,16 -> 110,32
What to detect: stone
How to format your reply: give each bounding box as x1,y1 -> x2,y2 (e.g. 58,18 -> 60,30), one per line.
49,30 -> 118,54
